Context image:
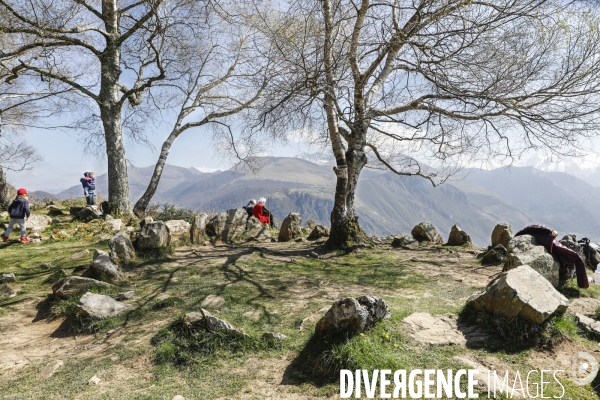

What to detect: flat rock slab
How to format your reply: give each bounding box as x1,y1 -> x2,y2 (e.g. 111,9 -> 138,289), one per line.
568,298 -> 600,315
200,295 -> 225,309
65,250 -> 90,261
243,310 -> 261,320
403,313 -> 486,346
38,360 -> 63,379
576,313 -> 600,335
76,292 -> 132,319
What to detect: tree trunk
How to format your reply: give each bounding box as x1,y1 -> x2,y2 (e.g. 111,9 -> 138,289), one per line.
133,132 -> 178,215
99,1 -> 131,215
326,142 -> 368,250
0,166 -> 12,210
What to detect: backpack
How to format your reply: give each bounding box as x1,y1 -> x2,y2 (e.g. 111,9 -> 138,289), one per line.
577,238 -> 600,270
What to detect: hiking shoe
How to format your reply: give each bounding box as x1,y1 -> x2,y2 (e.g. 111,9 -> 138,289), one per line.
20,237 -> 29,243
2,236 -> 7,243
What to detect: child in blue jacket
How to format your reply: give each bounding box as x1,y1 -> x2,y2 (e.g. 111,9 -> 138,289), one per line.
3,188 -> 30,243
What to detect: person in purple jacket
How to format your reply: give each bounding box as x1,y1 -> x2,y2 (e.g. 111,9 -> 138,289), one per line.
2,188 -> 30,244
505,224 -> 589,288
80,171 -> 96,205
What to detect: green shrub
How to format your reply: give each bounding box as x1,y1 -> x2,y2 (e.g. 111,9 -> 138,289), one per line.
152,204 -> 196,224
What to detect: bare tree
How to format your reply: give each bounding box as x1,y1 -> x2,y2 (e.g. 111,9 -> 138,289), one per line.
257,0 -> 600,249
0,0 -> 208,214
133,12 -> 271,215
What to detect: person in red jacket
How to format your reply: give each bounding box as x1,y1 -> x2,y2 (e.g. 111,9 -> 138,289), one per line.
252,197 -> 270,225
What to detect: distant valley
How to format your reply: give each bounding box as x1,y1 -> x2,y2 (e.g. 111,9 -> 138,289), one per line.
29,157 -> 600,247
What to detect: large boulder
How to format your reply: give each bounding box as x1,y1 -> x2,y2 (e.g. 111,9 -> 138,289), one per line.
504,235 -> 560,287
28,214 -> 52,230
308,225 -> 330,240
135,221 -> 171,250
205,208 -> 248,243
315,295 -> 391,336
491,223 -> 512,248
86,251 -> 124,281
75,292 -> 132,319
411,222 -> 444,244
190,213 -> 208,244
52,276 -> 113,298
278,212 -> 302,242
245,216 -> 273,242
109,231 -> 135,262
183,308 -> 245,336
165,220 -> 191,238
447,225 -> 471,246
75,207 -> 100,223
466,265 -> 569,324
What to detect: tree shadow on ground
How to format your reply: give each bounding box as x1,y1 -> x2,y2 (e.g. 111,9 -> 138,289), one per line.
281,332 -> 353,387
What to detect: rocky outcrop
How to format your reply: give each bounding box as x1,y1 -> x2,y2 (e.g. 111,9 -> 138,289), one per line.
183,308 -> 245,336
190,213 -> 208,244
491,223 -> 512,248
135,221 -> 171,250
86,250 -> 124,281
75,292 -> 132,319
52,276 -> 113,298
447,225 -> 471,246
308,225 -> 330,240
466,265 -> 569,324
411,222 -> 444,244
315,295 -> 390,336
481,244 -> 507,265
391,234 -> 417,248
278,213 -> 302,242
109,231 -> 135,262
205,208 -> 248,243
504,235 -> 560,287
165,220 -> 191,238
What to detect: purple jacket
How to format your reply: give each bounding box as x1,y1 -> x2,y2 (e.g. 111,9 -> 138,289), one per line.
514,224 -> 589,289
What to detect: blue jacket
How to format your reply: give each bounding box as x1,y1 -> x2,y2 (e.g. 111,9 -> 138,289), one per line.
8,197 -> 30,219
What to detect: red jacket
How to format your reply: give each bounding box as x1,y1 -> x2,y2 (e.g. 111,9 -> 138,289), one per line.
252,203 -> 270,225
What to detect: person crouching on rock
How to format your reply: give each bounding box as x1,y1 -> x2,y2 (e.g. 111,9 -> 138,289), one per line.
252,197 -> 271,225
2,188 -> 30,243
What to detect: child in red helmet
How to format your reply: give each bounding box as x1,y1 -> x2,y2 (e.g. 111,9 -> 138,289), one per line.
2,188 -> 30,244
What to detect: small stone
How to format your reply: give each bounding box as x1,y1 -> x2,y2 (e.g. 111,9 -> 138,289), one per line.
0,273 -> 15,283
183,309 -> 245,336
308,225 -> 330,240
109,231 -> 135,262
315,295 -> 390,335
114,291 -> 134,301
52,276 -> 113,298
172,396 -> 186,400
576,313 -> 600,335
200,295 -> 225,309
447,225 -> 472,246
262,332 -> 287,341
391,234 -> 417,248
46,205 -> 64,216
88,375 -> 101,385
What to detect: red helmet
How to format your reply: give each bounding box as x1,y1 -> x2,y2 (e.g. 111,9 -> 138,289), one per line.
17,188 -> 27,195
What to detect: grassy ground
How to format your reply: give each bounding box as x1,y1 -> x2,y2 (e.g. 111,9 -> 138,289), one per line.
1,204 -> 600,399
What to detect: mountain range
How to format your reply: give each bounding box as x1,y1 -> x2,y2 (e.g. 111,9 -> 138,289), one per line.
29,157 -> 600,247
